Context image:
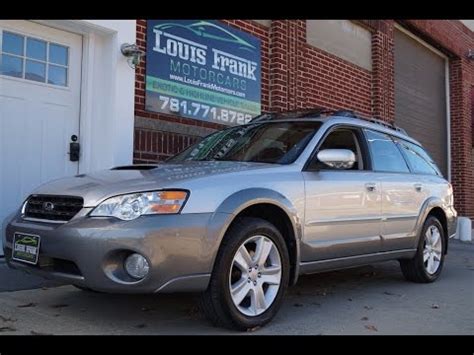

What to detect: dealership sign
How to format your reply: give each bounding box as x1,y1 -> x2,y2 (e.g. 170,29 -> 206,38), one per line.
145,20 -> 261,125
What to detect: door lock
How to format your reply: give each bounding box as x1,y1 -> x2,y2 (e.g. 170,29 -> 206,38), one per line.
69,135 -> 80,162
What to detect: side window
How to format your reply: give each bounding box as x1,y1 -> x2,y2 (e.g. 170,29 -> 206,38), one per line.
398,140 -> 441,176
311,128 -> 366,170
364,129 -> 410,173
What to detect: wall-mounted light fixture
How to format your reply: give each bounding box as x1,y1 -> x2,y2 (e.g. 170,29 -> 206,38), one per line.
120,43 -> 145,69
467,49 -> 474,60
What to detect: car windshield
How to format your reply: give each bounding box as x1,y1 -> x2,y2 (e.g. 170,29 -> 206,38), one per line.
167,121 -> 322,164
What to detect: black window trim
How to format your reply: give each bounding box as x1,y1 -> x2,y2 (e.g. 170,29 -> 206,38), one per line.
303,124 -> 372,172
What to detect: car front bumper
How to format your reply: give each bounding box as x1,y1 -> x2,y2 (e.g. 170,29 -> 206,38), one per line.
2,210 -> 231,294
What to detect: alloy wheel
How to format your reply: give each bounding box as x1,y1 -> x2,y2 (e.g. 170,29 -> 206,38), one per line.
423,225 -> 443,274
228,235 -> 282,316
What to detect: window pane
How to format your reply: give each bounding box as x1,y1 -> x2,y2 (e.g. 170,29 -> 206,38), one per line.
26,38 -> 47,61
0,54 -> 23,78
399,140 -> 441,176
49,43 -> 68,66
25,59 -> 45,82
48,64 -> 67,86
2,32 -> 24,55
365,129 -> 409,173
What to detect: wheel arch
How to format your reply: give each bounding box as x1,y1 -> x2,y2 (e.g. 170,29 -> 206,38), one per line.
413,198 -> 449,254
209,188 -> 303,286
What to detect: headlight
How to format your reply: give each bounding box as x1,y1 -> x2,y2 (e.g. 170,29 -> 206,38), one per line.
90,190 -> 188,220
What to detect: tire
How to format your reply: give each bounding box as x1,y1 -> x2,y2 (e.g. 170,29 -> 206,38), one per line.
400,216 -> 446,283
200,217 -> 290,331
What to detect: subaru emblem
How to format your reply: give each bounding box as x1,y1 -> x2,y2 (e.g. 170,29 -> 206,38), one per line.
43,202 -> 55,211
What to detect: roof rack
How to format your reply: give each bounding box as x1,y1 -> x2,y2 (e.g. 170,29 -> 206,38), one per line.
249,107 -> 335,122
250,107 -> 407,135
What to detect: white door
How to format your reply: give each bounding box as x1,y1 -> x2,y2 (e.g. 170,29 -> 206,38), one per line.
0,20 -> 82,251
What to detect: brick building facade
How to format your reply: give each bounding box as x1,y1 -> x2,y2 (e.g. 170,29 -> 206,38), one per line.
133,19 -> 474,219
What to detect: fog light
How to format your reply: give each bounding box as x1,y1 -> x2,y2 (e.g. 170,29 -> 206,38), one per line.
124,253 -> 149,279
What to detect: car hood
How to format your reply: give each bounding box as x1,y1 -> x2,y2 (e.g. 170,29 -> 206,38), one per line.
31,161 -> 279,207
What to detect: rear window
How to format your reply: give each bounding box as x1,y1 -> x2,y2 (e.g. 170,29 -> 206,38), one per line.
364,129 -> 410,173
397,140 -> 442,176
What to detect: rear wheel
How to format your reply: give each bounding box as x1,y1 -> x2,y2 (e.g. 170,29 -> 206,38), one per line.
400,216 -> 445,283
200,217 -> 289,330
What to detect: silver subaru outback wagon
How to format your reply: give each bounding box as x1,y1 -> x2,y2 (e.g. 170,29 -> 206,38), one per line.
3,109 -> 457,330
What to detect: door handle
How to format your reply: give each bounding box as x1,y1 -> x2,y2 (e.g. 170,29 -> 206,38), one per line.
365,183 -> 377,192
414,183 -> 423,192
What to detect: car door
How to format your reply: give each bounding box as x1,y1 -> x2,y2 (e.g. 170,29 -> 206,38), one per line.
363,129 -> 427,251
301,126 -> 383,261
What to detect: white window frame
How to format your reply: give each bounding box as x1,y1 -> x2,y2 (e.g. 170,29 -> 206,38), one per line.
0,28 -> 70,90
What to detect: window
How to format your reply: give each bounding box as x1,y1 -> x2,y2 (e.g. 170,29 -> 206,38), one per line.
398,140 -> 441,176
0,31 -> 69,87
167,121 -> 322,164
310,128 -> 365,170
364,129 -> 410,173
306,20 -> 372,71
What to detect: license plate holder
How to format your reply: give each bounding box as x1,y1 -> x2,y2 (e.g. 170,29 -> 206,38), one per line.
12,233 -> 41,265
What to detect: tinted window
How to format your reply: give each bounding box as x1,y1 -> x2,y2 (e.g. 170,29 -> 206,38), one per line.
168,121 -> 322,164
364,129 -> 409,173
398,140 -> 441,176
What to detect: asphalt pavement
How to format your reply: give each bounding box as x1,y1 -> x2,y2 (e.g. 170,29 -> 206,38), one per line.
0,240 -> 472,335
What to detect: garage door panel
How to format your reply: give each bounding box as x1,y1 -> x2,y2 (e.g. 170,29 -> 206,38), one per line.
394,29 -> 448,176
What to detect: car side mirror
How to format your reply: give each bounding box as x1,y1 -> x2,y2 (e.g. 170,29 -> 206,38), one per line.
317,149 -> 356,169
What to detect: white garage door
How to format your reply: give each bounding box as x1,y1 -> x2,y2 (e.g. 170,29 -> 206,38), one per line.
0,21 -> 82,251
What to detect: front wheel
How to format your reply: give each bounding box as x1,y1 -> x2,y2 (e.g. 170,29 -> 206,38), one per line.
200,217 -> 290,330
400,216 -> 445,283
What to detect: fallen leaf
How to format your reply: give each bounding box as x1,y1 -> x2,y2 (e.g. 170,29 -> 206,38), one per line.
431,304 -> 440,309
347,298 -> 353,302
17,302 -> 36,308
361,316 -> 369,321
30,330 -> 52,335
50,304 -> 69,309
0,315 -> 17,322
246,326 -> 261,332
293,303 -> 304,307
383,291 -> 403,297
0,326 -> 16,332
365,324 -> 378,332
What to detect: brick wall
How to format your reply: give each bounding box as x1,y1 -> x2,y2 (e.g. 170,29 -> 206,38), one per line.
133,19 -> 474,218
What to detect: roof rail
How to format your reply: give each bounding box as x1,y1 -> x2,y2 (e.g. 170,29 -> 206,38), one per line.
329,109 -> 407,134
249,107 -> 335,122
249,107 -> 408,135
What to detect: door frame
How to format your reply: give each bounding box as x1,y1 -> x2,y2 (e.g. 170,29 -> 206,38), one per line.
394,23 -> 451,182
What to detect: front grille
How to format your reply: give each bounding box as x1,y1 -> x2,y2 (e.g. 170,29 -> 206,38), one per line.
24,194 -> 84,222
